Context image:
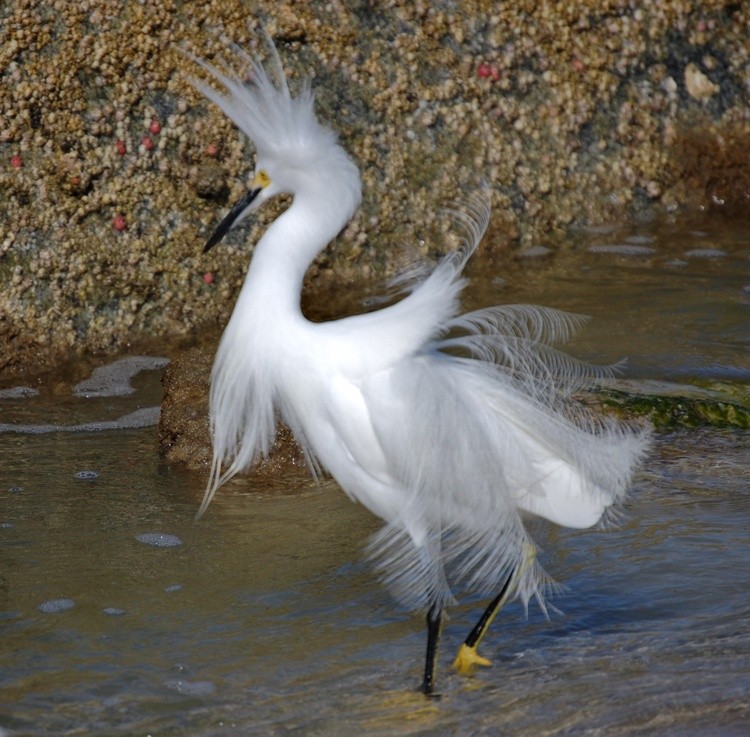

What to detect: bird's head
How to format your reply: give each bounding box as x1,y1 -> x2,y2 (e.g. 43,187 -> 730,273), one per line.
185,35 -> 361,253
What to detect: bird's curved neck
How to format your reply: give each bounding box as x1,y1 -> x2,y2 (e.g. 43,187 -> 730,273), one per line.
243,193 -> 344,317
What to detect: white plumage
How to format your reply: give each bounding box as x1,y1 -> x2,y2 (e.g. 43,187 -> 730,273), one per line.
186,34 -> 651,693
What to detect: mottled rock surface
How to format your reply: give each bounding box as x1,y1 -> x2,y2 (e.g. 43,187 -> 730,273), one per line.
158,342 -> 306,475
1,1 -> 748,379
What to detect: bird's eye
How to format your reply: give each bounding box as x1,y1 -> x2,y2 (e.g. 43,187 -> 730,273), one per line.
255,169 -> 271,188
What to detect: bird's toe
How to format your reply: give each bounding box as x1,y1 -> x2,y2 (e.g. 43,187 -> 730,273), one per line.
452,643 -> 492,676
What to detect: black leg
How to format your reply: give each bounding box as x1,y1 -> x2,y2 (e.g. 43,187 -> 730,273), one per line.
465,569 -> 515,649
453,565 -> 519,675
420,602 -> 443,696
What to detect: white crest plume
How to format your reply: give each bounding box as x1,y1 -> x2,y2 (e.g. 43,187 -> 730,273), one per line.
185,34 -> 338,165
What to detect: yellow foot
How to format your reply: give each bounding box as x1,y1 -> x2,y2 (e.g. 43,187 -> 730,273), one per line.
452,643 -> 492,676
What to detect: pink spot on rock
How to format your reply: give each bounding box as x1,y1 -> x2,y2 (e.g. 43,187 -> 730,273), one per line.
113,214 -> 127,231
477,62 -> 492,78
202,272 -> 215,285
149,119 -> 161,135
141,135 -> 154,151
115,139 -> 127,155
10,154 -> 22,168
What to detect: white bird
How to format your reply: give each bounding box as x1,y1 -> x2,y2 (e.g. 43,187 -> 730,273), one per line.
186,35 -> 651,695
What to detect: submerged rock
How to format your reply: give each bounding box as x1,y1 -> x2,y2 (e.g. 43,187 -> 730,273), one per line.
595,380 -> 750,430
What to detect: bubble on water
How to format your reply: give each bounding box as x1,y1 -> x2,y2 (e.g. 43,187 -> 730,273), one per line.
164,679 -> 216,697
103,607 -> 126,616
8,485 -> 23,493
516,245 -> 552,258
74,470 -> 100,480
73,356 -> 169,398
38,598 -> 75,614
624,234 -> 655,245
587,244 -> 656,256
0,386 -> 39,399
165,584 -> 183,593
577,223 -> 618,235
0,406 -> 161,435
0,522 -> 13,529
684,248 -> 726,258
136,532 -> 183,548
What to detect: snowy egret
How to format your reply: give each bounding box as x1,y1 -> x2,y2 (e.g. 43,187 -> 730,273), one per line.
187,35 -> 651,695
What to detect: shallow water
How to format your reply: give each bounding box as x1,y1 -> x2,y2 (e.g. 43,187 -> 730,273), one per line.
1,217 -> 749,736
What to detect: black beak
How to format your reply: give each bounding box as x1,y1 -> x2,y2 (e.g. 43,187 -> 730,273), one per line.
203,187 -> 262,253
